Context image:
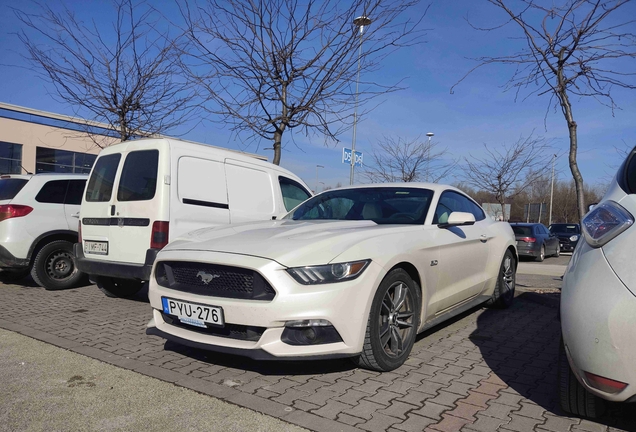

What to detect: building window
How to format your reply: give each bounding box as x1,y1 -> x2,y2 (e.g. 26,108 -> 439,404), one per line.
0,142 -> 23,175
36,147 -> 97,174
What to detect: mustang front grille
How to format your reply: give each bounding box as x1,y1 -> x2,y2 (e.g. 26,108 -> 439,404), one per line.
155,261 -> 276,301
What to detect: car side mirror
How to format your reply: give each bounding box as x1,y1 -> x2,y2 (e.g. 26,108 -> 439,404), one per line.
272,212 -> 288,220
588,203 -> 597,212
438,211 -> 476,228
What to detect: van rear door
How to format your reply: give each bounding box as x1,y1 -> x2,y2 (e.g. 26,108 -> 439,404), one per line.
81,142 -> 168,266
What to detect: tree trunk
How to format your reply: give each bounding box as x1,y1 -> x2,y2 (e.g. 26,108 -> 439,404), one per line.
272,131 -> 282,165
498,194 -> 507,221
559,90 -> 586,222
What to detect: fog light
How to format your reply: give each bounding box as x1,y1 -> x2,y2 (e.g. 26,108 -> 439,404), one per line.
281,323 -> 343,346
584,371 -> 628,394
285,319 -> 332,327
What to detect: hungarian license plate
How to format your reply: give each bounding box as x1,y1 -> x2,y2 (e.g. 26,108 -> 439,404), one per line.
84,240 -> 108,255
161,297 -> 224,328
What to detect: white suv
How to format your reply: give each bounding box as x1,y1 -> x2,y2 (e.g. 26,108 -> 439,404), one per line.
0,173 -> 88,290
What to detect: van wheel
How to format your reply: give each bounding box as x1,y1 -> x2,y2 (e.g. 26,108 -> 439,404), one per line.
0,268 -> 31,283
97,277 -> 144,298
558,338 -> 606,418
31,240 -> 85,290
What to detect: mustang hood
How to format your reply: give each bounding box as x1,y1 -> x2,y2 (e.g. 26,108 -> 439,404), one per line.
164,220 -> 409,267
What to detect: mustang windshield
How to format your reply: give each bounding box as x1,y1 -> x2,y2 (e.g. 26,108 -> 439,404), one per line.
285,187 -> 434,225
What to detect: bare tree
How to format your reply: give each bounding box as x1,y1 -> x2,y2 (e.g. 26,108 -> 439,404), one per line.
452,0 -> 636,222
14,0 -> 197,147
462,135 -> 553,221
362,135 -> 455,183
180,0 -> 426,165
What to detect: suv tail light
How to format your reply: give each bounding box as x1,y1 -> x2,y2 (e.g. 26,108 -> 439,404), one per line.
0,205 -> 33,222
518,237 -> 536,243
151,221 -> 169,249
582,201 -> 633,248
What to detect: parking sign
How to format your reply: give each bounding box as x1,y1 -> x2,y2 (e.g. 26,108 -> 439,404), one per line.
342,148 -> 363,167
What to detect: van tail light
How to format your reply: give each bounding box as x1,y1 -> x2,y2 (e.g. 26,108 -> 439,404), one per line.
151,221 -> 169,249
0,205 -> 33,222
519,237 -> 536,243
584,371 -> 628,394
78,220 -> 83,243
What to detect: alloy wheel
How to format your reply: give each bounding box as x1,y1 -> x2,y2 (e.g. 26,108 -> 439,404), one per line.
378,281 -> 415,358
501,255 -> 515,301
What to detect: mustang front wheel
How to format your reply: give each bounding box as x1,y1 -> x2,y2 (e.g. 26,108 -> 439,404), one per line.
354,268 -> 421,372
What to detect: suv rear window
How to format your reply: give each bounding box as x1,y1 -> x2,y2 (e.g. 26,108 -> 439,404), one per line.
0,179 -> 28,200
36,180 -> 69,204
117,150 -> 159,201
86,154 -> 122,202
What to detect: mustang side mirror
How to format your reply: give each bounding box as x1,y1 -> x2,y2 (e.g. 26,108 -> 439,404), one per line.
438,211 -> 476,229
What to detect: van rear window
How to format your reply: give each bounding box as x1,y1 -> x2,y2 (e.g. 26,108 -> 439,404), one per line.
86,154 -> 122,202
117,150 -> 159,201
0,179 -> 28,200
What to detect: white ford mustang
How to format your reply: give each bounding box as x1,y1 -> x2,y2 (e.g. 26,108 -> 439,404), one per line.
146,183 -> 517,371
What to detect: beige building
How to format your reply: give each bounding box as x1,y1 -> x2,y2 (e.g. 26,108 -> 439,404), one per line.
0,102 -> 118,175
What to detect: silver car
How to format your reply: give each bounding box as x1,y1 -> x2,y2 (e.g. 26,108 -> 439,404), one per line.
559,147 -> 636,417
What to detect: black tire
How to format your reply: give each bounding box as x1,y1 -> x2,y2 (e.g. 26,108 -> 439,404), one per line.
535,245 -> 545,262
0,268 -> 31,283
558,338 -> 606,418
485,249 -> 516,309
96,276 -> 144,298
353,268 -> 421,372
554,243 -> 561,257
31,240 -> 85,290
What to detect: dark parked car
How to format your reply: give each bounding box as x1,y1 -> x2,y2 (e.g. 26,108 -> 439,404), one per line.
548,223 -> 581,253
509,222 -> 559,261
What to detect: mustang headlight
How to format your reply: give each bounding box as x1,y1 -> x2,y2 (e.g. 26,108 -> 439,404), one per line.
287,260 -> 371,285
582,201 -> 633,248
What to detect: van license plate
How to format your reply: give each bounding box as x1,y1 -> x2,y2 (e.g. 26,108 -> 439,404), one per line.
84,241 -> 108,255
161,297 -> 224,327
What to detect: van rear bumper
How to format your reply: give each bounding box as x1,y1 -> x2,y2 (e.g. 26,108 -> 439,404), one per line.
73,243 -> 159,281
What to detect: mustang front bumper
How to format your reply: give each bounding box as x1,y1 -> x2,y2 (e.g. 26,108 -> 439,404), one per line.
146,249 -> 385,359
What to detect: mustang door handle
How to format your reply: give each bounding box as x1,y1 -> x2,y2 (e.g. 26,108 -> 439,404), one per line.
480,234 -> 488,243
72,213 -> 80,219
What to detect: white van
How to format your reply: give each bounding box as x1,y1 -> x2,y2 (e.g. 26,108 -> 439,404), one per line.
74,138 -> 312,298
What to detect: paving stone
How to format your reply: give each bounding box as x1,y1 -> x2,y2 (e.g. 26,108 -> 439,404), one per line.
292,399 -> 322,412
300,389 -> 341,407
573,419 -> 610,432
336,412 -> 365,426
462,391 -> 497,409
464,413 -> 510,432
355,379 -> 388,395
445,402 -> 482,421
444,382 -> 475,396
342,400 -> 387,420
293,379 -> 327,394
428,373 -> 456,386
411,402 -> 449,421
515,401 -> 546,420
396,389 -> 437,406
428,414 -> 472,432
426,390 -> 464,408
479,401 -> 516,420
539,413 -> 580,432
503,413 -> 545,432
393,413 -> 437,432
411,380 -> 447,396
359,412 -> 403,432
378,400 -> 418,420
334,389 -> 371,405
272,388 -> 311,406
311,400 -> 353,420
364,389 -> 402,406
490,392 -> 524,408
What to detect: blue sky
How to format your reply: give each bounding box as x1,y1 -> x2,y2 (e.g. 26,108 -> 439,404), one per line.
1,0 -> 634,191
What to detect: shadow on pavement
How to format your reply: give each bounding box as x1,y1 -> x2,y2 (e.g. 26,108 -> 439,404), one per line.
163,340 -> 357,376
470,293 -> 636,430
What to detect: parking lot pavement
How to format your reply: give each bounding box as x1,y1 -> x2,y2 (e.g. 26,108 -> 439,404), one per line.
1,277 -> 634,432
0,328 -> 307,432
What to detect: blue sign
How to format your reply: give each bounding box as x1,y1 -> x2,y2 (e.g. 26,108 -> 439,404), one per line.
342,148 -> 363,167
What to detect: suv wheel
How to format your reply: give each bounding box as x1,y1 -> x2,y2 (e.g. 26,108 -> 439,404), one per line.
97,277 -> 144,298
31,240 -> 85,290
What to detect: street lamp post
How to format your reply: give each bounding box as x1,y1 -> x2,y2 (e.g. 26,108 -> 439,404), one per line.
425,132 -> 434,182
549,154 -> 557,226
350,15 -> 372,186
315,165 -> 324,193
